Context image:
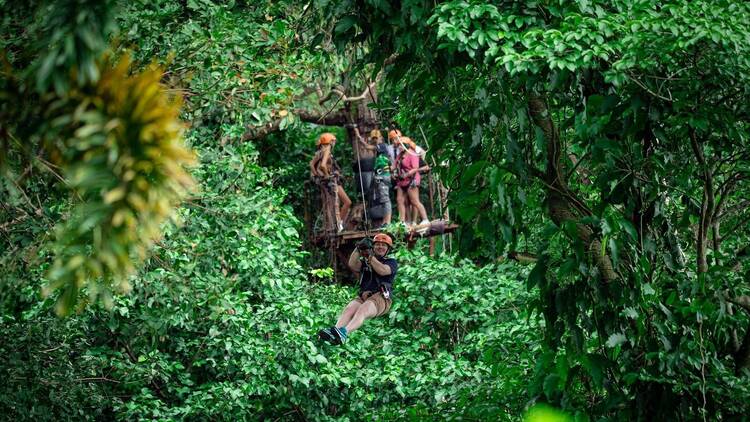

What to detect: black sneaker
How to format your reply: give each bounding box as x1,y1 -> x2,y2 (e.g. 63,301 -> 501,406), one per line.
330,327 -> 347,345
317,327 -> 336,343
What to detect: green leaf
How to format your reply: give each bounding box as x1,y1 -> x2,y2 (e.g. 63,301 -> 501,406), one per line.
619,219 -> 638,241
543,373 -> 561,399
313,354 -> 328,364
580,354 -> 606,387
461,161 -> 486,186
37,52 -> 58,92
558,258 -> 578,277
528,259 -> 547,288
335,16 -> 357,35
608,238 -> 619,266
606,333 -> 627,348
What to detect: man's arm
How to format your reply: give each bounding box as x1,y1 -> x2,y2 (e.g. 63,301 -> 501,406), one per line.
417,157 -> 430,173
357,137 -> 377,151
348,249 -> 363,272
367,255 -> 392,276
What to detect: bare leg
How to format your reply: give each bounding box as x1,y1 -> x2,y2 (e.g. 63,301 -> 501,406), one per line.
337,186 -> 351,223
336,300 -> 362,328
344,300 -> 378,333
408,187 -> 428,221
396,187 -> 407,222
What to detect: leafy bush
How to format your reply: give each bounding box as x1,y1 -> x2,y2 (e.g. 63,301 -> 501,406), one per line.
1,135 -> 540,420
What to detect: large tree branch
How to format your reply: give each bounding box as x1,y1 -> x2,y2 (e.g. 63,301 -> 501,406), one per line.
736,326 -> 750,373
728,295 -> 750,313
242,109 -> 349,141
716,199 -> 750,222
714,173 -> 743,220
566,152 -> 592,185
729,295 -> 750,372
326,81 -> 377,104
527,92 -> 616,282
242,55 -> 398,142
297,109 -> 349,126
690,128 -> 714,273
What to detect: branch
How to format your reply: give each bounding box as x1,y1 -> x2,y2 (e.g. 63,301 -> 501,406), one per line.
716,200 -> 748,222
242,109 -> 349,141
714,173 -> 743,220
566,152 -> 592,185
724,212 -> 750,240
318,84 -> 344,105
527,92 -> 615,282
728,295 -> 750,313
321,81 -> 376,104
502,251 -> 538,264
382,53 -> 399,67
627,72 -> 674,102
297,109 -> 349,126
74,377 -> 121,383
690,128 -> 714,273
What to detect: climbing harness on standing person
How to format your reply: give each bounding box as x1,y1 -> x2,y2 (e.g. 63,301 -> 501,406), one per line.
310,132 -> 349,234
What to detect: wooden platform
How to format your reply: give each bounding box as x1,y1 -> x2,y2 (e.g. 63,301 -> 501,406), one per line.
311,219 -> 458,247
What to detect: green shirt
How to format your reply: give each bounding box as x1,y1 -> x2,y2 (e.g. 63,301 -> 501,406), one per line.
374,154 -> 391,176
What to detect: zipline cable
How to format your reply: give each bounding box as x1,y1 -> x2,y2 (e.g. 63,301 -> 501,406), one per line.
352,125 -> 371,236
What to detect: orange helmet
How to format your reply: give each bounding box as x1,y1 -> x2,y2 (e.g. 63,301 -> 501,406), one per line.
317,132 -> 336,146
373,233 -> 393,248
388,129 -> 402,140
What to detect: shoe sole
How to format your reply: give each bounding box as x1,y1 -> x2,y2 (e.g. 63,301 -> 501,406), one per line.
318,328 -> 335,343
330,327 -> 346,345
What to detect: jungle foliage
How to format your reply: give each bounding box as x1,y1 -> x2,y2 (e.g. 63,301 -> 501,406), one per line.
1,1 -> 537,421
1,0 -> 749,421
317,0 -> 750,419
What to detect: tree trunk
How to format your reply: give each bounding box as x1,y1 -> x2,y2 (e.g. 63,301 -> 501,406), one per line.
736,324 -> 750,373
345,86 -> 380,159
527,93 -> 617,282
689,129 -> 714,273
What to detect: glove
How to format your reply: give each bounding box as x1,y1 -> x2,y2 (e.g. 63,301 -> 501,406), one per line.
356,237 -> 373,251
357,238 -> 373,259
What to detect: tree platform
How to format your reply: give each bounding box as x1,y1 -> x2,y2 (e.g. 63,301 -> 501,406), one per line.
311,219 -> 458,248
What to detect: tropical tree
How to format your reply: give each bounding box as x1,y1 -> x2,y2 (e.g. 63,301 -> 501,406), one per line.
315,0 -> 750,418
1,0 -> 195,314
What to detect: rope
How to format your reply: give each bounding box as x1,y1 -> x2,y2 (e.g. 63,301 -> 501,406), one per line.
352,125 -> 371,236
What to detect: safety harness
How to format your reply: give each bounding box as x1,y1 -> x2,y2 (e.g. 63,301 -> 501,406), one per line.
358,252 -> 392,301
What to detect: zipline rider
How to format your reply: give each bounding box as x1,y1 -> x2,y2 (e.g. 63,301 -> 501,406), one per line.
318,233 -> 397,345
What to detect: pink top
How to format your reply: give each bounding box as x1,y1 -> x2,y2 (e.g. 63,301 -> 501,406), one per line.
397,151 -> 421,188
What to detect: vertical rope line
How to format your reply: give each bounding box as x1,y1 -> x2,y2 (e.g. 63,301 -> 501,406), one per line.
699,321 -> 707,422
354,126 -> 370,235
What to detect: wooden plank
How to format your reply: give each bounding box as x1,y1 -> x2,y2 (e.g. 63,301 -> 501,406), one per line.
312,219 -> 458,246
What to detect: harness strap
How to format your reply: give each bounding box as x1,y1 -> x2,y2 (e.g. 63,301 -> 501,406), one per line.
358,255 -> 393,300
